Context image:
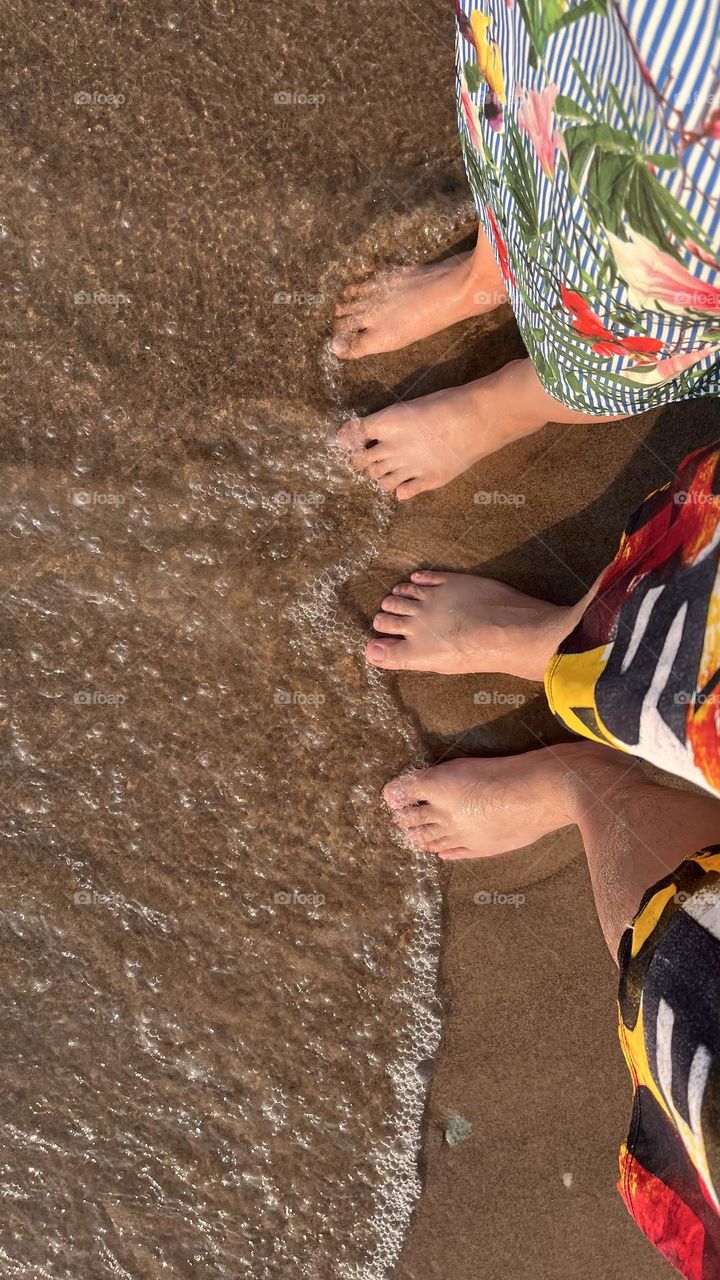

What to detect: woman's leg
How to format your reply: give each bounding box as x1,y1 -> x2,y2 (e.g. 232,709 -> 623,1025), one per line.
333,0 -> 720,502
335,357 -> 628,502
331,224 -> 508,360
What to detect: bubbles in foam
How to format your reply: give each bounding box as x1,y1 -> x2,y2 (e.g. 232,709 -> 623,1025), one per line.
289,472 -> 442,1280
339,850 -> 442,1280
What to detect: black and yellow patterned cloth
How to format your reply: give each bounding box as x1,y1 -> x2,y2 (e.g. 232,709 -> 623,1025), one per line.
617,851 -> 720,1277
545,441 -> 720,799
543,441 -> 720,1272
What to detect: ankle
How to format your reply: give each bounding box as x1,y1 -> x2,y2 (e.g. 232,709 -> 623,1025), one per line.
463,241 -> 508,315
557,744 -> 636,826
524,599 -> 587,681
477,361 -> 549,438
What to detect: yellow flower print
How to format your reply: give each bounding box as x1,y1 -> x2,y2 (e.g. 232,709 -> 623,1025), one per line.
469,11 -> 506,104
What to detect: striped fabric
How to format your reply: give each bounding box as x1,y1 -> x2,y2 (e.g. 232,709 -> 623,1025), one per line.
454,0 -> 720,415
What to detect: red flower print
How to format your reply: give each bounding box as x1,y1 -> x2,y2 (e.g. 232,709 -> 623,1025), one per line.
561,286 -> 664,365
486,206 -> 516,288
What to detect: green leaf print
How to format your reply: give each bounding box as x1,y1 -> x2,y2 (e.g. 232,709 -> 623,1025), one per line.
543,0 -> 568,25
464,60 -> 482,94
461,133 -> 494,201
564,121 -> 636,159
503,116 -> 540,245
518,0 -> 608,65
554,93 -> 594,122
559,117 -> 712,260
565,369 -> 585,397
646,152 -> 681,171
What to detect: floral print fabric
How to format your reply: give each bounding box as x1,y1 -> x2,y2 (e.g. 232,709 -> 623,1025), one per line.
454,0 -> 720,415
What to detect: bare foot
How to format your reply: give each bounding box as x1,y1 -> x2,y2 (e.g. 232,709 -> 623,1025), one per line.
330,245 -> 507,361
383,743 -> 632,860
335,356 -> 631,501
335,370 -> 535,501
366,569 -> 577,679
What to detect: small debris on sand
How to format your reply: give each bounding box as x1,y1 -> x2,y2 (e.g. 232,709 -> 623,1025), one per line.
444,1114 -> 473,1146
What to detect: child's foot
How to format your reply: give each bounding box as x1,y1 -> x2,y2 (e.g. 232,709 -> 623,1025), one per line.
330,246 -> 507,360
335,370 -> 535,501
383,744 -> 629,860
366,570 -> 576,680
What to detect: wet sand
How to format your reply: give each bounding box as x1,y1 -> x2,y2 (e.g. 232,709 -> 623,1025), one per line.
2,0 -> 714,1276
350,307 -> 719,1278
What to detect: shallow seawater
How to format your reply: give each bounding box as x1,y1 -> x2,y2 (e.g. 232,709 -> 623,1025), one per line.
0,446 -> 440,1279
0,1 -> 463,1276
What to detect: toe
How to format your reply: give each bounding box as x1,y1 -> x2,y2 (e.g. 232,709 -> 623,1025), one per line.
392,582 -> 425,601
406,824 -> 444,850
410,569 -> 445,585
437,848 -> 472,861
396,478 -> 428,502
372,611 -> 409,636
377,469 -> 413,495
383,770 -> 429,808
384,763 -> 452,812
427,834 -> 458,853
366,458 -> 397,482
330,295 -> 363,316
334,307 -> 365,325
351,444 -> 389,475
365,636 -> 414,668
335,416 -> 369,452
379,593 -> 417,616
393,806 -> 436,831
340,282 -> 369,302
329,328 -> 374,360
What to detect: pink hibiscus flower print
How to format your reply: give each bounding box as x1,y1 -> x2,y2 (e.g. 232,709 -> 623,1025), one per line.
626,343 -> 720,387
606,229 -> 720,317
517,84 -> 566,181
459,75 -> 483,151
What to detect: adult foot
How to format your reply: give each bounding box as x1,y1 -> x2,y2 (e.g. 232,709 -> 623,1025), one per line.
366,570 -> 577,679
335,371 -> 534,501
335,356 -> 630,501
330,246 -> 507,360
383,743 -> 631,860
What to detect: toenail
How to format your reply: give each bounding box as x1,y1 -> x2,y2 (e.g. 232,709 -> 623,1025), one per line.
367,641 -> 385,662
383,782 -> 405,806
330,337 -> 348,355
